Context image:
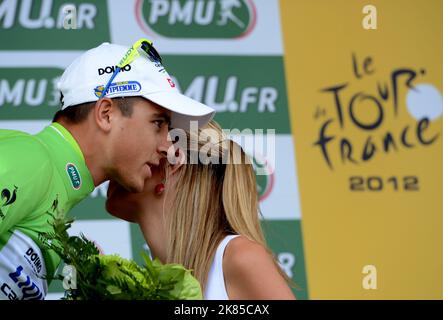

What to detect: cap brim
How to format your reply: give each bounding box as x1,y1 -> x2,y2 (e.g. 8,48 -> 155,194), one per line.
143,91 -> 215,130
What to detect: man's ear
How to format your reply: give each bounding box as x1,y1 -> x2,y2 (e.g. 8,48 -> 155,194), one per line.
94,97 -> 114,132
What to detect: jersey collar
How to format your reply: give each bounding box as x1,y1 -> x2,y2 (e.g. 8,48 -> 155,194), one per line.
37,122 -> 95,201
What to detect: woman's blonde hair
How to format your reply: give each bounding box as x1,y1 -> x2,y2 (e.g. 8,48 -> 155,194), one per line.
164,120 -> 291,292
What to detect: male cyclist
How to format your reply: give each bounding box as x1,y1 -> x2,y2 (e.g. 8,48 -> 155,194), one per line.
0,40 -> 214,300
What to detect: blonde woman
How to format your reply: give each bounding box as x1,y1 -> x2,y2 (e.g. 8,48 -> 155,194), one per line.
106,121 -> 295,300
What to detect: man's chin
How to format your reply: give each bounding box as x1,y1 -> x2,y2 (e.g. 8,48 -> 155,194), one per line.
127,181 -> 144,193
105,201 -> 137,223
112,176 -> 144,194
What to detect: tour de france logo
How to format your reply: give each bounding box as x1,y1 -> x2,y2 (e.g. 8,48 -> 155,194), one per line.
313,53 -> 442,192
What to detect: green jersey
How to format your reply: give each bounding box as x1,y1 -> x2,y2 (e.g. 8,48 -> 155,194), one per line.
0,123 -> 94,300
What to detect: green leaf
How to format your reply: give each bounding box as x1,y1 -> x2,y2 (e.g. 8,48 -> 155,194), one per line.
43,216 -> 203,300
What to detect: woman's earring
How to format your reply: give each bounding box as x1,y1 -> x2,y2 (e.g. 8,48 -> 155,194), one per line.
154,180 -> 165,195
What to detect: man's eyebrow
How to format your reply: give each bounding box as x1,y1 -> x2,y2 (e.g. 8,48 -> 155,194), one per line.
152,113 -> 171,124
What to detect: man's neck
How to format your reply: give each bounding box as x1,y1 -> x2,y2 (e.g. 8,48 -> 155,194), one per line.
56,120 -> 107,187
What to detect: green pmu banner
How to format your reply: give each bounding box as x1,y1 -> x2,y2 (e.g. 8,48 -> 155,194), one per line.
163,55 -> 291,133
0,0 -> 110,50
0,67 -> 62,119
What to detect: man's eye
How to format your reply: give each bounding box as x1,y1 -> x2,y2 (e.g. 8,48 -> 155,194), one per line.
154,120 -> 164,128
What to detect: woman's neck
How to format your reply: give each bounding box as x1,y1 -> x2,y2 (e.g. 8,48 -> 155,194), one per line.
137,201 -> 168,263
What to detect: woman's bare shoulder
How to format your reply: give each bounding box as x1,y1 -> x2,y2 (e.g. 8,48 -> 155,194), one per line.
224,236 -> 270,266
223,236 -> 296,300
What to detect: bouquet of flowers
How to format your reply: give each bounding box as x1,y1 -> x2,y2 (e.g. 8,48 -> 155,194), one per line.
42,215 -> 202,300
